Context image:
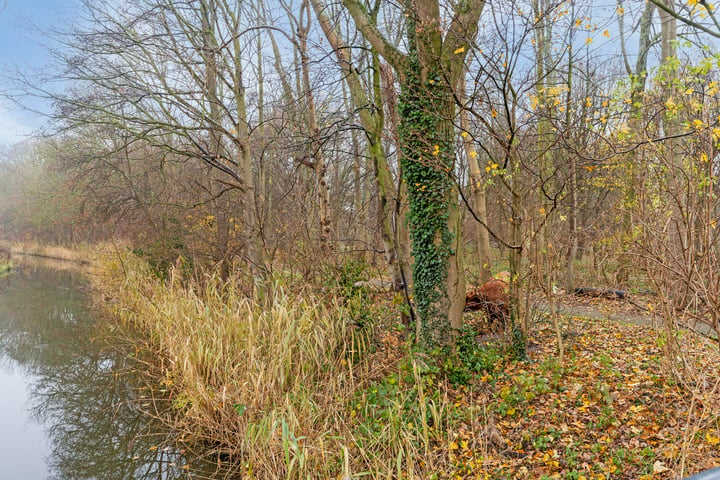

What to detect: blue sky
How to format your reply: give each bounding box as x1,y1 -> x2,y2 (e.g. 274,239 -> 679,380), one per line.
0,0 -> 77,148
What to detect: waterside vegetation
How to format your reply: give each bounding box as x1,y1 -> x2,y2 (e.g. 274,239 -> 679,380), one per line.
88,250 -> 720,479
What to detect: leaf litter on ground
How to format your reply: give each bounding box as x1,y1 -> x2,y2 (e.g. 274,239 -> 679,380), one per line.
437,311 -> 720,479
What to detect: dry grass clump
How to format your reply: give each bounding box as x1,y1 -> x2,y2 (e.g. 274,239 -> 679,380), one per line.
0,240 -> 93,264
96,253 -> 372,478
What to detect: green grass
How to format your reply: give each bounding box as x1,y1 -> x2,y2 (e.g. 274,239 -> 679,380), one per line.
0,259 -> 12,276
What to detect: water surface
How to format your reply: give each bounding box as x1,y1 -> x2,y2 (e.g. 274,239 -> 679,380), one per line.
0,263 -> 199,480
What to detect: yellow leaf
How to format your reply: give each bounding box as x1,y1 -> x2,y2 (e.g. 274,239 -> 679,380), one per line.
449,441 -> 459,450
585,37 -> 593,45
603,30 -> 610,38
491,108 -> 498,118
461,131 -> 469,138
706,432 -> 720,445
453,46 -> 465,55
469,150 -> 478,159
432,145 -> 440,156
530,95 -> 540,110
684,88 -> 695,95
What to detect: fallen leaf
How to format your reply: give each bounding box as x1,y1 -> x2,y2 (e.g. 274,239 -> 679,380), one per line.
653,461 -> 669,474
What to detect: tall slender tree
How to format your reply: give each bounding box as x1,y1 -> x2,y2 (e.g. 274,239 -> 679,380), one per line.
343,0 -> 486,344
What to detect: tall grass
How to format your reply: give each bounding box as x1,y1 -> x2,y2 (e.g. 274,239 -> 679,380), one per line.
0,240 -> 93,264
94,253 -> 447,478
97,253 -> 358,477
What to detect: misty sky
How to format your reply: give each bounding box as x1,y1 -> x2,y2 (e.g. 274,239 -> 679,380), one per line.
0,0 -> 77,148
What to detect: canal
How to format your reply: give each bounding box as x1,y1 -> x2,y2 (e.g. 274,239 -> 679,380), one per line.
0,262 -> 213,479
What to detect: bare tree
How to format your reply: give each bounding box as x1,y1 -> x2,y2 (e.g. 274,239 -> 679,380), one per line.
43,0 -> 265,278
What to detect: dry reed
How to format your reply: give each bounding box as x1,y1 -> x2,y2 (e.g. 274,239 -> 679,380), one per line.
93,252 -> 442,479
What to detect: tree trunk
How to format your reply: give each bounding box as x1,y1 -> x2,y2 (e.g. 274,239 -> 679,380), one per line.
201,0 -> 232,279
617,0 -> 654,286
298,0 -> 332,253
344,0 -> 485,345
310,0 -> 403,284
508,142 -> 526,332
564,41 -> 578,292
459,76 -> 492,283
227,2 -> 263,284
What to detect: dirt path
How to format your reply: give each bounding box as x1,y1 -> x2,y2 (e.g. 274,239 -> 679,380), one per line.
547,301 -> 655,327
539,297 -> 719,340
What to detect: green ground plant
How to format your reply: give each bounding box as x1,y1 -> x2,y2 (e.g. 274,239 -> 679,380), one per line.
0,257 -> 12,276
442,324 -> 504,385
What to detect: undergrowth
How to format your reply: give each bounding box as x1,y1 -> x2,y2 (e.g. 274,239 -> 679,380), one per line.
94,252 -> 454,479
91,252 -> 720,479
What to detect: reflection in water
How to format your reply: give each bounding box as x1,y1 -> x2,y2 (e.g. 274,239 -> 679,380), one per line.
0,264 -> 211,480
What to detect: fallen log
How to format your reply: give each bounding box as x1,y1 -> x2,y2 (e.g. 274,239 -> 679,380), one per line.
573,287 -> 626,300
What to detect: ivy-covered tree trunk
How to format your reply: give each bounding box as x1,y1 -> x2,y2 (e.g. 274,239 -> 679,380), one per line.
343,0 -> 484,346
399,54 -> 462,344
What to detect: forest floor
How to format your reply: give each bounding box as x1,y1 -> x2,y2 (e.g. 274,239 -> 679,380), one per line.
366,291 -> 720,480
